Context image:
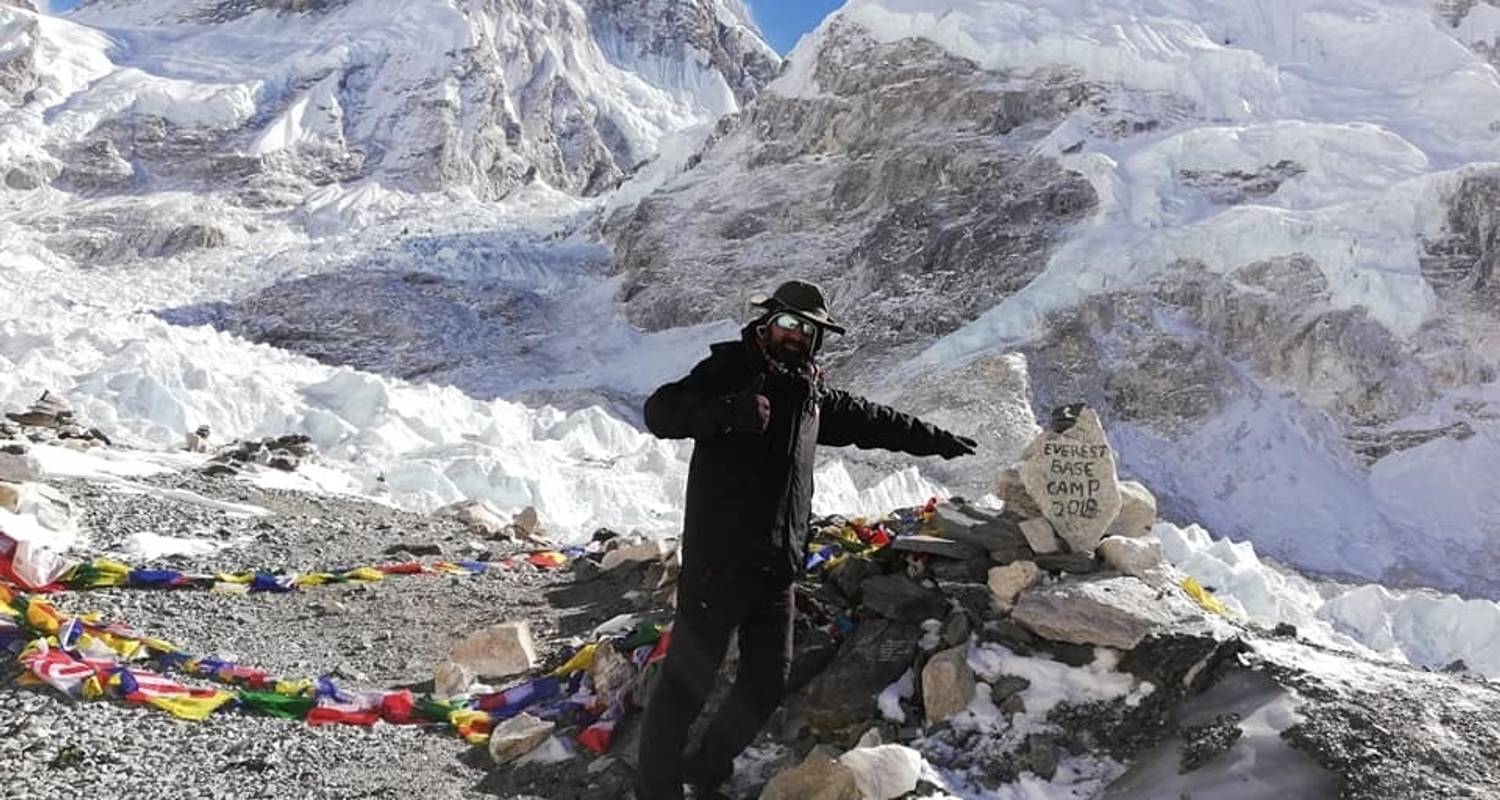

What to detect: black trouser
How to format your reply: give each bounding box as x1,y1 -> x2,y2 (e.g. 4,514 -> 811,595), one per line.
636,567 -> 795,799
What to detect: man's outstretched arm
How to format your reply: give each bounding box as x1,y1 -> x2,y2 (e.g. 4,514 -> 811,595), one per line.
643,353 -> 736,440
818,388 -> 976,458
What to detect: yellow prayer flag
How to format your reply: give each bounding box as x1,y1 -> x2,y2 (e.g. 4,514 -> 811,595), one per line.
145,691 -> 234,721
1181,576 -> 1231,617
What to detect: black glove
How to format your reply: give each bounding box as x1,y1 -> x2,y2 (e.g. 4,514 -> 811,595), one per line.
936,432 -> 978,459
726,374 -> 770,434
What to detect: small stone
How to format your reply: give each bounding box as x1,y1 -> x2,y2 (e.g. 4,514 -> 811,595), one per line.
384,542 -> 443,557
439,499 -> 509,537
983,619 -> 1038,653
1000,694 -> 1027,717
1041,641 -> 1097,667
1020,734 -> 1059,780
1034,551 -> 1101,574
921,644 -> 977,724
891,534 -> 986,561
600,536 -> 670,571
987,561 -> 1041,613
184,427 -> 211,453
990,675 -> 1031,703
510,505 -> 545,542
433,661 -> 475,699
759,748 -> 861,800
1108,480 -> 1158,538
588,643 -> 636,701
829,557 -> 884,603
0,448 -> 42,482
449,621 -> 537,679
202,462 -> 239,478
0,482 -> 20,513
993,467 -> 1043,518
488,713 -> 555,764
928,557 -> 992,582
1019,518 -> 1060,555
1097,535 -> 1164,579
860,574 -> 949,623
940,611 -> 972,648
838,744 -> 924,799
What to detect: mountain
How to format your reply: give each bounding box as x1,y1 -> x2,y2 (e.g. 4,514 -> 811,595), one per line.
8,2 -> 1500,798
4,0 -> 1500,632
602,0 -> 1500,598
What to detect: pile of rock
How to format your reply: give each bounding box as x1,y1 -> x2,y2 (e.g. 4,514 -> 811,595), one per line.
202,433 -> 315,476
2,390 -> 111,449
436,403 -> 1243,796
764,404 -> 1241,791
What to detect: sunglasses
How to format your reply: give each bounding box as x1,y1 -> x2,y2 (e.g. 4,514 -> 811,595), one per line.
771,313 -> 818,336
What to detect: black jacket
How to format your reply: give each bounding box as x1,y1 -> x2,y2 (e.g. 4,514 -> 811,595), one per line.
644,327 -> 966,580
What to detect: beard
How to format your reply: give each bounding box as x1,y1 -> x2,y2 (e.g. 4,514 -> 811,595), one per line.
769,336 -> 811,365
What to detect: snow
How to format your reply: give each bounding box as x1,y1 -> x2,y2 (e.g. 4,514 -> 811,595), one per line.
878,668 -> 915,722
1157,517 -> 1500,680
1105,669 -> 1334,799
966,644 -> 1144,721
759,0 -> 1500,605
119,531 -> 227,560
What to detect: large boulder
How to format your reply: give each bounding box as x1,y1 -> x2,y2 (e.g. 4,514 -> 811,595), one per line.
1018,405 -> 1124,556
795,619 -> 923,731
448,621 -> 537,679
1011,575 -> 1223,650
921,644 -> 977,724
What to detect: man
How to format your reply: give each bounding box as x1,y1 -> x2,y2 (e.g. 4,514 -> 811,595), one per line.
635,280 -> 977,799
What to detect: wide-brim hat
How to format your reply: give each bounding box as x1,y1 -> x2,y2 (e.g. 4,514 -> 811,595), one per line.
750,279 -> 846,335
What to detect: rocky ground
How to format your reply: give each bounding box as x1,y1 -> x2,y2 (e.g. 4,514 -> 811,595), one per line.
0,472 -> 604,799
5,442 -> 1500,799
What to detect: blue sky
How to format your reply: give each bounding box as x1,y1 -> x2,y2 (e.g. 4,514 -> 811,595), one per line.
748,0 -> 842,53
44,0 -> 837,54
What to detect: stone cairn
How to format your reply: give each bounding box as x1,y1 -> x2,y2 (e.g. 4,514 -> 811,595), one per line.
452,403 -> 1244,797
2,390 -> 111,450
201,433 -> 316,476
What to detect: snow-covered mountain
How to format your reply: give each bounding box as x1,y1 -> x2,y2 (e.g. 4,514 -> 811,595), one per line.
604,0 -> 1500,598
14,3 -> 1500,798
0,0 -> 860,539
5,0 -> 1500,662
